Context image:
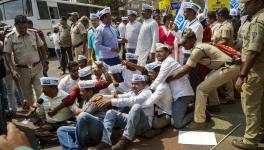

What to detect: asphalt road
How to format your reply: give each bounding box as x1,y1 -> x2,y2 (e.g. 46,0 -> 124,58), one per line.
16,57 -> 264,150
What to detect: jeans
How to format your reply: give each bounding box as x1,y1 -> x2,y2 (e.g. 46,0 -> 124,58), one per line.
55,49 -> 62,62
76,112 -> 103,146
57,112 -> 103,150
171,96 -> 194,129
3,74 -> 16,111
57,126 -> 79,150
102,104 -> 151,145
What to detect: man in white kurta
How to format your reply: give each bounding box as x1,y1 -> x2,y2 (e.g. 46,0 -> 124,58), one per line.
135,4 -> 159,65
149,43 -> 195,129
181,2 -> 203,61
125,10 -> 142,53
118,17 -> 128,39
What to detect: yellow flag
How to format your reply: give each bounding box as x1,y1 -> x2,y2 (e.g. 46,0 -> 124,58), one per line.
208,0 -> 230,11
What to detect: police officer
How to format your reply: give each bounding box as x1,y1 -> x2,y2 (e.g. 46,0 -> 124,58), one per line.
167,29 -> 240,130
4,15 -> 46,109
232,0 -> 264,149
212,7 -> 234,47
212,7 -> 236,104
71,16 -> 89,60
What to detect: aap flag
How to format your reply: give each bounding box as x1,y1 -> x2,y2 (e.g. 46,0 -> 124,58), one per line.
174,0 -> 188,31
230,0 -> 240,9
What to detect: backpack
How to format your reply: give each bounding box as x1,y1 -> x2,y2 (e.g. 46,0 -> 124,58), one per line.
210,43 -> 241,65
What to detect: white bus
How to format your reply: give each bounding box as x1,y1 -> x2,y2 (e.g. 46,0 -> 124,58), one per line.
0,0 -> 106,48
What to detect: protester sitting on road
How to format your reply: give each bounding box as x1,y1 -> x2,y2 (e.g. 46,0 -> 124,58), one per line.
166,29 -> 240,130
77,54 -> 88,69
89,74 -> 153,150
34,77 -> 79,143
58,61 -> 79,93
57,80 -> 111,150
48,65 -> 113,117
107,53 -> 141,94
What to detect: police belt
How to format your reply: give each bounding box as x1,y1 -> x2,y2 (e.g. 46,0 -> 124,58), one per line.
216,62 -> 237,70
16,61 -> 41,68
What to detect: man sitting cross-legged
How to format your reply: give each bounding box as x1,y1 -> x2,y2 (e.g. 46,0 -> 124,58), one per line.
48,65 -> 113,117
57,80 -> 111,150
89,74 -> 153,150
34,77 -> 79,143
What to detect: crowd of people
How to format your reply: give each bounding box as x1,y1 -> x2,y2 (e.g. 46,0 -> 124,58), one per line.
0,0 -> 264,149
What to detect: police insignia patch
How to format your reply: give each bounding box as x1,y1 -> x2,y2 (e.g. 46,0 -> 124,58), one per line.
252,32 -> 257,39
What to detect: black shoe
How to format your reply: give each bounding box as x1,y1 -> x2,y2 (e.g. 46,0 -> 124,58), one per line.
232,139 -> 258,150
206,104 -> 221,114
140,129 -> 161,139
111,137 -> 131,150
185,121 -> 208,131
88,142 -> 111,150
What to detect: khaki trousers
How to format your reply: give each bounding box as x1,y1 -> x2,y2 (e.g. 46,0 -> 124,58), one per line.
194,65 -> 240,123
74,45 -> 84,60
15,63 -> 43,103
241,66 -> 264,144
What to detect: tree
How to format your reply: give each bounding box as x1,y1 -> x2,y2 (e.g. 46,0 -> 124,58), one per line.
77,0 -> 127,16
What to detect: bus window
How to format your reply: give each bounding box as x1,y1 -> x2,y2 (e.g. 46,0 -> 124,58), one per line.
37,1 -> 50,19
23,0 -> 33,17
49,7 -> 60,19
3,0 -> 23,20
58,3 -> 77,18
0,5 -> 4,21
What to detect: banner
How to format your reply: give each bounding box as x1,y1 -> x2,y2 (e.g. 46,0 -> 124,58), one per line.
208,0 -> 230,11
174,0 -> 188,31
170,2 -> 180,16
159,0 -> 171,11
230,0 -> 240,9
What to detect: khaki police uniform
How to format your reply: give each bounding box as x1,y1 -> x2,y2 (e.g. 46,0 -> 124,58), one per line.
212,20 -> 234,46
59,25 -> 71,48
71,22 -> 87,60
241,8 -> 264,144
4,29 -> 44,103
212,20 -> 235,101
59,24 -> 73,71
186,43 -> 240,123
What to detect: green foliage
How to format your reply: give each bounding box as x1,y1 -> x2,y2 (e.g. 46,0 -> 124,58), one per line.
77,0 -> 127,16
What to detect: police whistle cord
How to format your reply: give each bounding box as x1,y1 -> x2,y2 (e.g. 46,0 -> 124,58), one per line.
210,123 -> 241,150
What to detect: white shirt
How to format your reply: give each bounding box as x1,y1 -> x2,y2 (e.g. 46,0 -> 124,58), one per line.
108,64 -> 141,93
142,83 -> 172,115
37,89 -> 78,124
58,75 -> 79,93
186,18 -> 204,43
104,88 -> 153,126
150,56 -> 194,100
118,22 -> 126,38
125,21 -> 142,49
135,18 -> 159,65
50,32 -> 60,50
181,18 -> 204,55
